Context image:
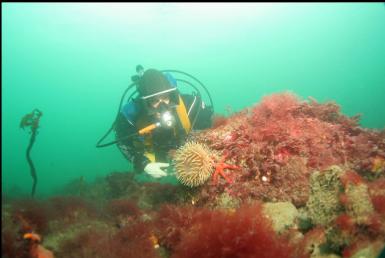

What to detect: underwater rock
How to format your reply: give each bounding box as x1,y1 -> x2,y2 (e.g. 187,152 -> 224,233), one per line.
296,206 -> 318,234
344,183 -> 374,224
5,92 -> 385,258
136,182 -> 181,210
44,219 -> 113,254
106,198 -> 143,228
325,226 -> 353,254
370,156 -> 385,174
188,92 -> 385,210
78,177 -> 110,202
106,171 -> 139,198
212,191 -> 240,210
2,204 -> 23,258
58,176 -> 87,197
262,201 -> 299,234
311,254 -> 341,258
306,165 -> 344,226
347,240 -> 385,258
296,227 -> 328,258
368,178 -> 385,215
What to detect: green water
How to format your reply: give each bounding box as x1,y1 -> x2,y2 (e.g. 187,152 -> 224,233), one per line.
2,3 -> 385,197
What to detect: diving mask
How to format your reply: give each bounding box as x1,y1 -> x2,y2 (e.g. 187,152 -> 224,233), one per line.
149,94 -> 171,110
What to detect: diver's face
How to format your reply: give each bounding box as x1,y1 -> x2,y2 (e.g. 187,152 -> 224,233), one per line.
149,94 -> 171,110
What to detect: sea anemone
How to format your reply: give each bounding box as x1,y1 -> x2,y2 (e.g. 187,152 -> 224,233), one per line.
173,141 -> 215,187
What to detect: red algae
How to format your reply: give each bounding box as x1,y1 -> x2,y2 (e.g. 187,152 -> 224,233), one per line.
106,198 -> 142,218
371,195 -> 385,215
295,227 -> 326,258
10,198 -> 50,234
211,115 -> 228,129
335,214 -> 355,232
339,170 -> 363,188
191,92 -> 385,209
154,204 -> 197,250
157,203 -> 295,258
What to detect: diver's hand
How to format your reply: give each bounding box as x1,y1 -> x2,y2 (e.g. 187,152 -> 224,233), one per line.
144,162 -> 169,178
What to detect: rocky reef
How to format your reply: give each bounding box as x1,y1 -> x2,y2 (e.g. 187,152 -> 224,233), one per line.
3,92 -> 385,258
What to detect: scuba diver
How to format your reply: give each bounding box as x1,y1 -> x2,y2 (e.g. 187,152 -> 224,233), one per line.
97,65 -> 214,178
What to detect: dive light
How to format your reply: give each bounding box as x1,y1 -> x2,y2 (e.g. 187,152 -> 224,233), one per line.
138,111 -> 175,135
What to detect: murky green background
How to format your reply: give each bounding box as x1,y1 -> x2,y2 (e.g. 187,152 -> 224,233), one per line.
2,3 -> 385,197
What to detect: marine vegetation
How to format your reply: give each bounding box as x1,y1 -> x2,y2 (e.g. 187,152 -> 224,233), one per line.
20,109 -> 43,197
188,92 -> 385,208
3,92 -> 385,258
154,202 -> 294,258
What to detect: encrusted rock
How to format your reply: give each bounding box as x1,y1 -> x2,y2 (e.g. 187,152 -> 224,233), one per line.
263,201 -> 298,234
306,166 -> 344,226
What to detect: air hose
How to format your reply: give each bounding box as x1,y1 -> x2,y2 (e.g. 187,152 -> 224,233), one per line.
96,83 -> 136,148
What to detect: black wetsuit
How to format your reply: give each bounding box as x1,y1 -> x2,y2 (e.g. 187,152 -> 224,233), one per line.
115,93 -> 213,173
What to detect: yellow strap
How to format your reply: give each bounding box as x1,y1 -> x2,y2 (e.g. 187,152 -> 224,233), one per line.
144,152 -> 156,162
141,96 -> 191,163
175,95 -> 191,134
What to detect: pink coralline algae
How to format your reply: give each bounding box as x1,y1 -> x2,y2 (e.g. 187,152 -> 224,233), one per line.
190,92 -> 385,207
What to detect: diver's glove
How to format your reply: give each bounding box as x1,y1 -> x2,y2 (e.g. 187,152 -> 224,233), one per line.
144,162 -> 169,178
